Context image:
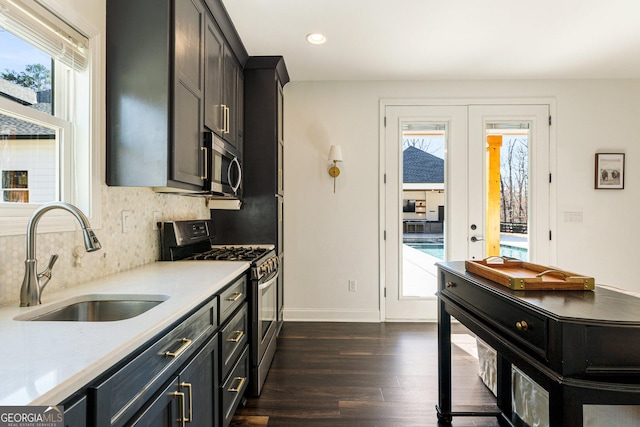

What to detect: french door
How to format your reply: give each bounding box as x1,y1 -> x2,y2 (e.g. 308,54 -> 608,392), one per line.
383,102 -> 551,321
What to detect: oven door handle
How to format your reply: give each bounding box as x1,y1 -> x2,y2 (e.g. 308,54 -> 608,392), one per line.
257,271 -> 278,291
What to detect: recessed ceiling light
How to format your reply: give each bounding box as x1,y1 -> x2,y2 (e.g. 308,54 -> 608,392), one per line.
306,33 -> 327,45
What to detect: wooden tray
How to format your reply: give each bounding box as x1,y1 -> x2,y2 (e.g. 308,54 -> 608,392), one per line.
465,258 -> 594,291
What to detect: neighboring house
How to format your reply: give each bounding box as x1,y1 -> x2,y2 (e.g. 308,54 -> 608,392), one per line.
402,146 -> 444,223
0,78 -> 55,203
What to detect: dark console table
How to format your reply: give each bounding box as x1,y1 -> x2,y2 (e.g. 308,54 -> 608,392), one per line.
436,261 -> 640,426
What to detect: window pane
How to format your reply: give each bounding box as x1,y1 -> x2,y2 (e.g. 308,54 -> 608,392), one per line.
0,29 -> 53,115
0,111 -> 57,204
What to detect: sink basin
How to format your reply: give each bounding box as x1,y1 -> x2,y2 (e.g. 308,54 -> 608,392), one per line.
15,294 -> 169,322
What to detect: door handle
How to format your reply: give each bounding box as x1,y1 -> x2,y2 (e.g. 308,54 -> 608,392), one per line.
470,236 -> 485,242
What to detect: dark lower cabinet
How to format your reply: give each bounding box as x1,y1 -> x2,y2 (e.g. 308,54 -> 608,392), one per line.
89,298 -> 218,427
128,378 -> 179,427
221,347 -> 249,427
62,395 -> 86,427
129,335 -> 219,427
179,334 -> 219,427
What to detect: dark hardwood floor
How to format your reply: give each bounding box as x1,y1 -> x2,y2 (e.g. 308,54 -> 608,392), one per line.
231,322 -> 501,426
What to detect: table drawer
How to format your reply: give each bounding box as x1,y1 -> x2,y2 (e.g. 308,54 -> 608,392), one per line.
221,346 -> 249,427
441,271 -> 548,357
219,275 -> 247,324
220,302 -> 248,380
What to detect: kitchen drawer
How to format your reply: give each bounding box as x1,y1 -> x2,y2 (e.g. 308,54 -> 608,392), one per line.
219,274 -> 247,324
220,302 -> 248,380
90,297 -> 218,427
221,346 -> 249,427
441,271 -> 548,358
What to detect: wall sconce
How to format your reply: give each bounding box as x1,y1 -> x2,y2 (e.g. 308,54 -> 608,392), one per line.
327,145 -> 343,193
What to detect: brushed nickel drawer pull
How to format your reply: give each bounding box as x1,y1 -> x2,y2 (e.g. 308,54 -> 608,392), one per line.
446,281 -> 456,288
226,292 -> 243,302
227,330 -> 244,343
515,321 -> 529,332
228,376 -> 246,393
180,382 -> 192,423
164,338 -> 192,358
172,391 -> 186,427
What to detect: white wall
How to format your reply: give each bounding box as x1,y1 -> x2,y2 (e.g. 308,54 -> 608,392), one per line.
283,79 -> 640,321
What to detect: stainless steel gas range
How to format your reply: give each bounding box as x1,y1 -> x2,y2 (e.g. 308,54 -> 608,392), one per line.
159,219 -> 278,396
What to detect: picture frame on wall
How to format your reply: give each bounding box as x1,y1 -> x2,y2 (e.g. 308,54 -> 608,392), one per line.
595,153 -> 625,189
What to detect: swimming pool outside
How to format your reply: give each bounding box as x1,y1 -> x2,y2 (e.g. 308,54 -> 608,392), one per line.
407,242 -> 528,261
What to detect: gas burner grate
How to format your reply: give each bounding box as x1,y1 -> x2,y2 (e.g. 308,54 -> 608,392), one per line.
188,246 -> 269,261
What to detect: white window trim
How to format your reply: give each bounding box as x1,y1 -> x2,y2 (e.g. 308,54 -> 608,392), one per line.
0,1 -> 102,236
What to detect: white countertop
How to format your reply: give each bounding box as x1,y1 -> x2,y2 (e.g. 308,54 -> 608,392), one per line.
0,260 -> 249,406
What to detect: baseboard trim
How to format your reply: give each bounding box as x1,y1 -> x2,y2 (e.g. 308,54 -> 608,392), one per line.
284,308 -> 381,322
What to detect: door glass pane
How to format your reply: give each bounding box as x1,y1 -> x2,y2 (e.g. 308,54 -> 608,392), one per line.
401,122 -> 445,297
486,122 -> 529,261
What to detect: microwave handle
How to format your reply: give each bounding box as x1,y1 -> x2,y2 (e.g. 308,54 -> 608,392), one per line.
229,156 -> 242,195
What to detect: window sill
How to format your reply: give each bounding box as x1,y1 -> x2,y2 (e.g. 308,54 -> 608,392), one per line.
0,205 -> 100,237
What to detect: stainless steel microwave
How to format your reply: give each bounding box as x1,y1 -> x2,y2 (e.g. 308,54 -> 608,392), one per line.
206,132 -> 242,199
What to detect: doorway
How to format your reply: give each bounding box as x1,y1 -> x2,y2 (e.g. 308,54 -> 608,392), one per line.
382,101 -> 553,321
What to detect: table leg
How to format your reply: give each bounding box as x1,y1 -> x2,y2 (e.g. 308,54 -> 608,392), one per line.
437,297 -> 453,423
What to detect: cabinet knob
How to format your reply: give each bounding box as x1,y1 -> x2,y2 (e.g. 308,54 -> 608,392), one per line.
515,320 -> 529,331
446,281 -> 456,288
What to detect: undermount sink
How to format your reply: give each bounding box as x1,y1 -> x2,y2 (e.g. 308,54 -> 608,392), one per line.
15,294 -> 169,322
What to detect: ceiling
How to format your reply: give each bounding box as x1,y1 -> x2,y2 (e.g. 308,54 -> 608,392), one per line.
221,0 -> 640,82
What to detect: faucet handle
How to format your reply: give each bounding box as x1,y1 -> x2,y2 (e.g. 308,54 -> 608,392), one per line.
46,253 -> 59,271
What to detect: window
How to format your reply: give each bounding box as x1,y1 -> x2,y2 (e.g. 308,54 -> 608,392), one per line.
0,0 -> 98,234
2,170 -> 29,202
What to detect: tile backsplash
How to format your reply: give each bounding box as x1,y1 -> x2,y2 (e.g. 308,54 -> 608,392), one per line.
0,185 -> 210,306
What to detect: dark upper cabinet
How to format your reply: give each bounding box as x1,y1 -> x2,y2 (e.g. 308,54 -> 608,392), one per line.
173,0 -> 205,187
106,0 -> 247,192
204,15 -> 224,135
203,7 -> 244,154
106,0 -> 205,191
212,56 -> 289,251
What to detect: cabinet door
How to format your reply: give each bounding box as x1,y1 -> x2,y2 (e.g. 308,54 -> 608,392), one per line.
237,67 -> 244,157
178,335 -> 219,427
129,378 -> 180,427
172,0 -> 205,187
63,396 -> 86,427
222,47 -> 239,150
204,14 -> 224,134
